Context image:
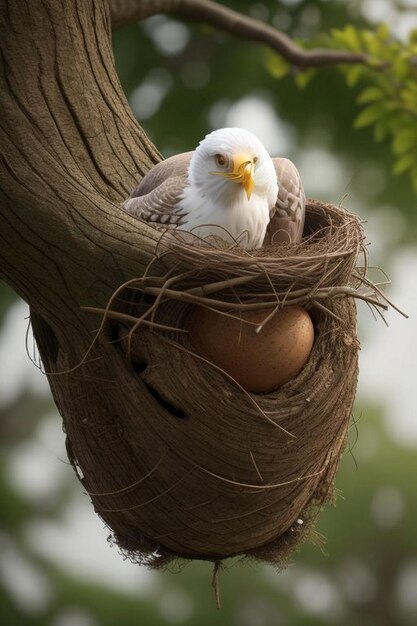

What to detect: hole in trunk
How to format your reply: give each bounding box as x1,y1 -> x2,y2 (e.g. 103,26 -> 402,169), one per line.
132,359 -> 148,375
144,382 -> 187,419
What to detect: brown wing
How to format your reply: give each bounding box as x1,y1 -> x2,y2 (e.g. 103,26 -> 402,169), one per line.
123,152 -> 193,228
265,157 -> 306,245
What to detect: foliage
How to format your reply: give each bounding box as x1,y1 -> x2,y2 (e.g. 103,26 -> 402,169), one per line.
267,23 -> 417,191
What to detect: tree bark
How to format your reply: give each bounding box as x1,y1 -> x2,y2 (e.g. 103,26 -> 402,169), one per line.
0,0 -> 171,517
0,0 -> 160,354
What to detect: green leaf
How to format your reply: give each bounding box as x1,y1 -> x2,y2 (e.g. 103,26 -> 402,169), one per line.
266,53 -> 290,79
354,103 -> 387,129
362,31 -> 380,56
357,87 -> 385,104
346,65 -> 363,87
330,28 -> 349,49
343,25 -> 362,52
374,120 -> 389,142
393,153 -> 416,175
400,86 -> 417,108
393,56 -> 409,80
330,26 -> 362,52
392,129 -> 417,155
294,68 -> 316,89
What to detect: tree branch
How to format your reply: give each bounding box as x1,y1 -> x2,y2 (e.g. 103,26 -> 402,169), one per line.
109,0 -> 371,68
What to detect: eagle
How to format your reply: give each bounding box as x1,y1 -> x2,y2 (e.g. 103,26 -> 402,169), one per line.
123,128 -> 305,248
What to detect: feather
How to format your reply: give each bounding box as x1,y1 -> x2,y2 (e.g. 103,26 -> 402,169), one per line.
123,153 -> 192,228
265,158 -> 305,245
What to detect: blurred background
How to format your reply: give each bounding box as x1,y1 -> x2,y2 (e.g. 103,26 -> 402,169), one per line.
1,0 -> 416,624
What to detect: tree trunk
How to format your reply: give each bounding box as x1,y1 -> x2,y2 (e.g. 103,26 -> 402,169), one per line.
0,0 -> 160,340
0,0 -> 166,511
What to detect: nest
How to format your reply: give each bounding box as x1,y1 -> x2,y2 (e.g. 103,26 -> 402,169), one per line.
79,200 -> 392,574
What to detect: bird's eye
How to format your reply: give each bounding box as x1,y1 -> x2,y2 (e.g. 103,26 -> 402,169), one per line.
215,154 -> 228,168
253,156 -> 258,164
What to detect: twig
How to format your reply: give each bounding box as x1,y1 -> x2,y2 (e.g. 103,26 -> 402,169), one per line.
81,306 -> 188,332
212,560 -> 222,610
187,273 -> 261,296
355,274 -> 408,319
126,283 -> 388,311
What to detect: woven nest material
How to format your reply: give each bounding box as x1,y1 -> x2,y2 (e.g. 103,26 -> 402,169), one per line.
80,200 -> 391,570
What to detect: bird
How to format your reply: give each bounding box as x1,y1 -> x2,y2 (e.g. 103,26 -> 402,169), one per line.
123,128 -> 305,249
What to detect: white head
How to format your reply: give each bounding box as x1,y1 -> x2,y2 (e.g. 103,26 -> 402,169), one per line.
187,128 -> 278,209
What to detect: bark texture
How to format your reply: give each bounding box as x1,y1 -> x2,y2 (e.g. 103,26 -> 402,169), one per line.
0,0 -> 165,515
0,0 -> 160,331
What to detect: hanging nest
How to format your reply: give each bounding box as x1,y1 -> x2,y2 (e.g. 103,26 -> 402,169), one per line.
79,199 -> 394,572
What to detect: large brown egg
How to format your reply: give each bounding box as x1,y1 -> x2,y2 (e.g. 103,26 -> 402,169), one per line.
187,306 -> 314,393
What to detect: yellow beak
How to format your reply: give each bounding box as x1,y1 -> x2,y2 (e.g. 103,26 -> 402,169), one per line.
211,154 -> 255,200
